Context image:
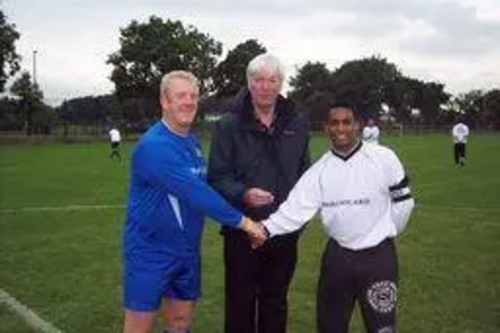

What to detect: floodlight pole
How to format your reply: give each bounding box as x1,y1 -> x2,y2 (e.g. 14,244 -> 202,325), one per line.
32,50 -> 38,87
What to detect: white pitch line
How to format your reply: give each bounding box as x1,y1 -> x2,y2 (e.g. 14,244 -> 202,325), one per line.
416,203 -> 500,214
0,204 -> 125,214
0,288 -> 64,333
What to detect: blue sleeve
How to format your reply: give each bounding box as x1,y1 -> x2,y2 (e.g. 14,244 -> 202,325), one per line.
135,140 -> 243,228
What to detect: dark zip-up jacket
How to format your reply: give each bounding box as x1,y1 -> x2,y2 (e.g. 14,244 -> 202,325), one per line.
208,92 -> 311,226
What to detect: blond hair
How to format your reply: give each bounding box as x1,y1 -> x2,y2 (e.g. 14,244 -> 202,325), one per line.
160,70 -> 199,97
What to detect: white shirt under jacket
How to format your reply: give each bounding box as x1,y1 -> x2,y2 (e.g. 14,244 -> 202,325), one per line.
262,141 -> 414,250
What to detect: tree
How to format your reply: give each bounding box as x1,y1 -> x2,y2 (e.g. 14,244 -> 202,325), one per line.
10,71 -> 45,135
413,82 -> 450,126
289,61 -> 331,102
454,90 -> 483,128
288,61 -> 332,123
108,16 -> 222,99
481,89 -> 500,129
0,10 -> 21,92
0,96 -> 22,131
331,56 -> 402,118
57,94 -> 126,135
213,39 -> 266,97
386,77 -> 420,124
107,16 -> 222,124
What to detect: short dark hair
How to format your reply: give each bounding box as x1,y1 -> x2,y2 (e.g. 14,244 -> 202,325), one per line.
327,101 -> 361,120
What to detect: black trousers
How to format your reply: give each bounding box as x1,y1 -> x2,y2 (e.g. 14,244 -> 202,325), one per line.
317,238 -> 399,333
454,142 -> 466,165
110,142 -> 121,159
223,229 -> 300,333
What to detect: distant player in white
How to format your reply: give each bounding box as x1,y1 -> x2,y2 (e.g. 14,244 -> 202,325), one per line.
362,117 -> 380,144
109,127 -> 122,161
260,103 -> 415,333
452,119 -> 469,167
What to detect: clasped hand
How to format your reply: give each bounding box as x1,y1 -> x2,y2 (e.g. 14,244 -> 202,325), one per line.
239,217 -> 268,248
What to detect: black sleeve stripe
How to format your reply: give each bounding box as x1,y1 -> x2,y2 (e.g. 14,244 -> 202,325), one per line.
263,225 -> 271,238
389,175 -> 409,191
393,193 -> 413,203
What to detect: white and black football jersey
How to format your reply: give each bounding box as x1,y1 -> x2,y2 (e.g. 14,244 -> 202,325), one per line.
452,123 -> 469,143
263,141 -> 414,250
362,125 -> 380,144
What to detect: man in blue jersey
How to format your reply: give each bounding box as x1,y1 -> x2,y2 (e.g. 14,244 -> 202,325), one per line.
122,70 -> 265,333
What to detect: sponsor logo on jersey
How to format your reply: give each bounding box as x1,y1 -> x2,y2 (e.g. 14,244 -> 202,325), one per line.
190,166 -> 207,176
322,198 -> 370,207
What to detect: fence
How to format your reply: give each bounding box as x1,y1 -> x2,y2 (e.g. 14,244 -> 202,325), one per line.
0,122 -> 497,144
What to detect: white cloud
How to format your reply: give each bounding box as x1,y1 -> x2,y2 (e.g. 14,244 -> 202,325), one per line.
3,0 -> 499,106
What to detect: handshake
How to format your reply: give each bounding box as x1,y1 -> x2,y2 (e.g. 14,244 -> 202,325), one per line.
238,217 -> 269,248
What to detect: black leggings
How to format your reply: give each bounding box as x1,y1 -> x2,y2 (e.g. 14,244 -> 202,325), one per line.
317,238 -> 399,333
454,142 -> 466,165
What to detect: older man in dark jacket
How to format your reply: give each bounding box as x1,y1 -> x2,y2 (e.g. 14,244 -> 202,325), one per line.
208,53 -> 310,333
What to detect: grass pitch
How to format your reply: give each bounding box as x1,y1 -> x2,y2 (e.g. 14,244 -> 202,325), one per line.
1,134 -> 499,332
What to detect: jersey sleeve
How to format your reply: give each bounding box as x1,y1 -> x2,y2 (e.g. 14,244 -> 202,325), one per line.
136,141 -> 243,228
262,157 -> 324,236
383,149 -> 415,235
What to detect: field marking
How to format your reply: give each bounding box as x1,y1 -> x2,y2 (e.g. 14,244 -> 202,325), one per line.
1,203 -> 498,215
0,204 -> 125,214
0,288 -> 64,333
417,203 -> 500,214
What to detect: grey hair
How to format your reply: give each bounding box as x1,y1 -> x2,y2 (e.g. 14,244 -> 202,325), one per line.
160,70 -> 199,97
246,53 -> 286,83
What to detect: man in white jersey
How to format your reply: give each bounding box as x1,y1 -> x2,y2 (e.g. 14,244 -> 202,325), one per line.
362,117 -> 380,144
452,118 -> 469,167
109,127 -> 122,161
258,103 -> 415,333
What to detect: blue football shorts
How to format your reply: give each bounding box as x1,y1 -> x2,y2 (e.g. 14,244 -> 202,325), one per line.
124,253 -> 201,311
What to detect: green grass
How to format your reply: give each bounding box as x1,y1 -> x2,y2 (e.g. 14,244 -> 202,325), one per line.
1,135 -> 499,332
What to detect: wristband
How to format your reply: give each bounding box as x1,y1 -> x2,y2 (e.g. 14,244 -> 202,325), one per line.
239,217 -> 253,232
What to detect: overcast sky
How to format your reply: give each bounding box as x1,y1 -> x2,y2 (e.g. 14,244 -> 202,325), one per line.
4,0 -> 500,105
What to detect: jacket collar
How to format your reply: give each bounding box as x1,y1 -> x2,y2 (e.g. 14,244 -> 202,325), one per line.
233,91 -> 296,133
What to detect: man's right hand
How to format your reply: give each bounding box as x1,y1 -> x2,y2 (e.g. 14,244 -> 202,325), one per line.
243,188 -> 274,208
238,217 -> 268,248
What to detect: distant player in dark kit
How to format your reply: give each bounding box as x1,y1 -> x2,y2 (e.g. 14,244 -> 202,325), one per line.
109,127 -> 122,161
260,103 -> 415,333
452,118 -> 469,167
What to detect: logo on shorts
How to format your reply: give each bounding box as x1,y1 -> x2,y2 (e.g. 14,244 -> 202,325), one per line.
366,280 -> 397,314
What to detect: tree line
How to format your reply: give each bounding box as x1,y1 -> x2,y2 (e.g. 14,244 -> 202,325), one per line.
1,13 -> 499,135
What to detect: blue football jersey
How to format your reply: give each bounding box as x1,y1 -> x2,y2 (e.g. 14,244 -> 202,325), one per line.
123,121 -> 242,262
